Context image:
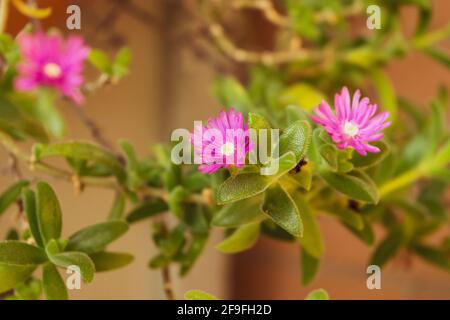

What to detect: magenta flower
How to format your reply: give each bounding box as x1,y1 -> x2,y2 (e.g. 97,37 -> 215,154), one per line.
15,32 -> 89,105
192,108 -> 253,174
311,87 -> 391,156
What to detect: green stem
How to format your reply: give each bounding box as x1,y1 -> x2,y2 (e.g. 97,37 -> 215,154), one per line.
412,23 -> 450,49
0,0 -> 9,34
378,168 -> 424,198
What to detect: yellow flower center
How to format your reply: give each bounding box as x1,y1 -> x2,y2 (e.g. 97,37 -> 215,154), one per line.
220,142 -> 235,156
343,121 -> 359,137
43,63 -> 62,79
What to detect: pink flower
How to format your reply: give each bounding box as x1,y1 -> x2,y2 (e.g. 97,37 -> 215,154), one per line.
192,108 -> 253,174
311,87 -> 391,156
15,32 -> 89,105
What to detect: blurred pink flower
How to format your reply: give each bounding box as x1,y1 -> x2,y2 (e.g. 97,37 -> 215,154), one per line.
192,108 -> 253,174
15,32 -> 89,105
311,87 -> 391,156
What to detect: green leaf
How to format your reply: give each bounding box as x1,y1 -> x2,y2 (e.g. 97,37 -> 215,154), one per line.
323,205 -> 364,231
261,220 -> 296,242
216,223 -> 260,254
412,244 -> 450,271
370,69 -> 398,123
212,195 -> 265,228
154,224 -> 185,258
89,252 -> 134,272
292,192 -> 323,258
184,172 -> 211,192
425,100 -> 445,155
370,228 -> 405,268
45,239 -> 65,256
216,152 -> 297,204
0,95 -> 49,142
279,83 -> 326,111
168,186 -> 187,218
48,251 -> 95,283
36,182 -> 62,244
33,89 -> 65,138
262,184 -> 302,237
289,164 -> 313,191
319,169 -> 379,204
0,241 -> 47,265
305,288 -> 329,300
185,289 -> 218,300
278,120 -> 311,161
42,263 -> 68,300
216,173 -> 271,205
88,49 -> 111,74
180,234 -> 208,276
0,264 -> 36,294
112,47 -> 132,79
21,189 -> 44,247
423,47 -> 450,69
14,279 -> 42,300
351,140 -> 390,169
126,199 -> 168,223
286,105 -> 309,124
248,112 -> 272,130
345,217 -> 375,246
33,142 -> 126,183
66,221 -> 129,254
108,193 -> 126,220
301,247 -> 320,286
0,180 -> 28,216
213,77 -> 254,113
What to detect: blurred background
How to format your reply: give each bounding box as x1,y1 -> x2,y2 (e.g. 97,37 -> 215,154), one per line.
0,0 -> 449,299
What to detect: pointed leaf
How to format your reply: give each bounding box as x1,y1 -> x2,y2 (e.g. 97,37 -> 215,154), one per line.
301,247 -> 320,286
262,184 -> 302,237
48,251 -> 95,283
0,241 -> 47,266
0,180 -> 29,216
89,252 -> 134,272
216,152 -> 297,204
212,195 -> 265,228
216,223 -> 260,254
42,263 -> 68,300
370,228 -> 405,268
36,182 -> 62,244
278,120 -> 311,161
33,142 -> 126,183
292,192 -> 323,258
22,189 -> 44,247
319,169 -> 379,204
126,199 -> 168,223
66,221 -> 129,254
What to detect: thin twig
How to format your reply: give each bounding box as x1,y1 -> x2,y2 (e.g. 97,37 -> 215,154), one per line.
7,152 -> 23,180
70,104 -> 116,152
159,219 -> 175,300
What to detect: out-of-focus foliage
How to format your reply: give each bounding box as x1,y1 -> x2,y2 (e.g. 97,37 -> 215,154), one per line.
0,0 -> 449,300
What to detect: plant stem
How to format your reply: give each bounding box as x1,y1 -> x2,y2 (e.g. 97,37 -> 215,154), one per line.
159,219 -> 175,300
70,104 -> 116,152
378,168 -> 424,198
0,0 -> 9,34
161,262 -> 175,300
